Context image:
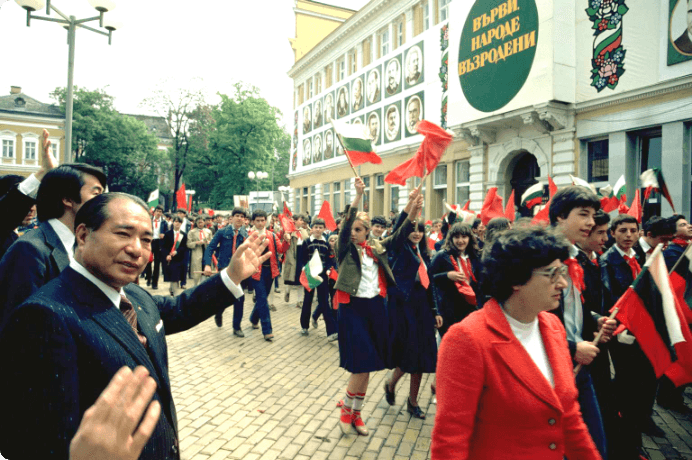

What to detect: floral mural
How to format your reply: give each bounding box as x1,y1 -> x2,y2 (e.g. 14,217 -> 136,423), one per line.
439,23 -> 449,129
586,0 -> 629,92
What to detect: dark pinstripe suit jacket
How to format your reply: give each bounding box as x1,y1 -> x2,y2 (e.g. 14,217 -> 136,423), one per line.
0,266 -> 236,460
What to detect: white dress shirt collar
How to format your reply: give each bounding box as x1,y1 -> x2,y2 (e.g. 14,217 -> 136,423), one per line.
47,218 -> 76,262
614,244 -> 635,259
69,260 -> 124,308
638,237 -> 652,254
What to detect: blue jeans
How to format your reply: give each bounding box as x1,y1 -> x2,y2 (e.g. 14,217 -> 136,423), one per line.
576,368 -> 607,460
250,266 -> 273,335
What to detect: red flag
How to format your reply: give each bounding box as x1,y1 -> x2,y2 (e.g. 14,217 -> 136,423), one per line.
643,185 -> 654,202
504,190 -> 516,222
187,195 -> 193,213
531,203 -> 551,225
548,176 -> 558,198
627,189 -> 642,223
385,120 -> 453,186
601,196 -> 619,213
480,187 -> 504,226
618,202 -> 630,214
283,201 -> 293,218
461,199 -> 471,211
208,209 -> 215,216
176,183 -> 187,210
328,268 -> 339,282
279,213 -> 295,234
317,201 -> 337,231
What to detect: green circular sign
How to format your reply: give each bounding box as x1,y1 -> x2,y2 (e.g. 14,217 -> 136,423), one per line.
458,0 -> 539,112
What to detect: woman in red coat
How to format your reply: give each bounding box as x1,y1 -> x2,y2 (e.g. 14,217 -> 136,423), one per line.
432,227 -> 602,460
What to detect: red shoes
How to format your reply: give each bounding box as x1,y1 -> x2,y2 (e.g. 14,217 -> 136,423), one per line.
351,411 -> 369,436
339,406 -> 369,436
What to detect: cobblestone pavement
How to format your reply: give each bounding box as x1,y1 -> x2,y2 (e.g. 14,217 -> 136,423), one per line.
142,280 -> 692,460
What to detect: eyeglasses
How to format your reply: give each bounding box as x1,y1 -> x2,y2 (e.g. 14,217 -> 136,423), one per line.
533,265 -> 568,283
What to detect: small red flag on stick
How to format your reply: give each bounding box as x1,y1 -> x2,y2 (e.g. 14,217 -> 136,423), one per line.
317,201 -> 338,231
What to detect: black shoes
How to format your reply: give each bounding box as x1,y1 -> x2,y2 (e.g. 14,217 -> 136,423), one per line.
215,313 -> 223,327
384,380 -> 395,406
406,397 -> 426,419
233,329 -> 244,337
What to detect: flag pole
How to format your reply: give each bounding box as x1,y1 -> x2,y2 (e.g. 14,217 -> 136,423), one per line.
335,133 -> 360,179
573,243 -> 665,376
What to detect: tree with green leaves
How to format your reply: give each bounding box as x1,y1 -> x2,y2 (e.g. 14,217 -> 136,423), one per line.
50,87 -> 165,199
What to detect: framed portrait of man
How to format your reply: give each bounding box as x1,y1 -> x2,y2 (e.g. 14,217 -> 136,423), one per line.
351,115 -> 364,127
313,133 -> 323,163
669,0 -> 692,64
313,99 -> 323,129
303,139 -> 312,166
385,55 -> 402,98
405,92 -> 424,137
302,105 -> 312,134
336,86 -> 350,118
366,109 -> 381,147
351,76 -> 365,113
384,101 -> 402,143
323,92 -> 335,124
404,43 -> 424,89
324,129 -> 335,160
366,65 -> 382,106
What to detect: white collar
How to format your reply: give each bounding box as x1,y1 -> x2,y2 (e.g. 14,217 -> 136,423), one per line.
638,237 -> 652,253
47,218 -> 76,258
70,260 -> 124,308
310,235 -> 326,242
614,244 -> 635,258
569,244 -> 579,258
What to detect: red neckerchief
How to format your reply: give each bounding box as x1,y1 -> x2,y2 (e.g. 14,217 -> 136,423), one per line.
413,244 -> 429,289
563,258 -> 585,293
333,240 -> 387,309
169,232 -> 181,255
623,254 -> 642,280
591,258 -> 599,267
449,254 -> 476,305
672,238 -> 689,247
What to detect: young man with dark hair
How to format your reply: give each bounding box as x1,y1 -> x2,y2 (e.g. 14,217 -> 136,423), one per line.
203,207 -> 248,336
663,214 -> 692,270
370,216 -> 387,240
549,186 -> 609,459
635,216 -> 675,267
300,217 -> 337,340
0,163 -> 107,329
601,213 -> 660,455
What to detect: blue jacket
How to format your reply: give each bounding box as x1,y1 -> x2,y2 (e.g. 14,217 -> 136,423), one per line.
203,226 -> 247,269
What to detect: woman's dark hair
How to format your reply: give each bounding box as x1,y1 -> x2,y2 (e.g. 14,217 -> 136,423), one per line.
411,221 -> 430,260
482,227 -> 570,302
484,217 -> 511,246
442,223 -> 479,259
548,186 -> 600,225
37,163 -> 107,222
74,192 -> 149,233
472,218 -> 482,230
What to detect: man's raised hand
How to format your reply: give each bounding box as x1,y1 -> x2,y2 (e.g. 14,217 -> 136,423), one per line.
36,129 -> 59,181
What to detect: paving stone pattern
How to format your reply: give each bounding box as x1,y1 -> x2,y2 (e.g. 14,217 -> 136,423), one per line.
145,282 -> 692,460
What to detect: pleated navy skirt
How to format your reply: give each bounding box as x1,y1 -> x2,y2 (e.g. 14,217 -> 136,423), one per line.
337,296 -> 391,373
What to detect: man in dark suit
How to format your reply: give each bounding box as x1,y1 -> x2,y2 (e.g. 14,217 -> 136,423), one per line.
0,192 -> 270,460
0,163 -> 107,330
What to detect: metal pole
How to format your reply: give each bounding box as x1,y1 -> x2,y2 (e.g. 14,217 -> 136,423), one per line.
65,16 -> 76,163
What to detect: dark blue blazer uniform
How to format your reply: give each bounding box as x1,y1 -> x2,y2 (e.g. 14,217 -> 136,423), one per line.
0,267 -> 237,460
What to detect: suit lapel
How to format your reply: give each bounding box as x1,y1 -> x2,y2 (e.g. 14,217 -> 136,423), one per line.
41,222 -> 70,272
485,300 -> 562,411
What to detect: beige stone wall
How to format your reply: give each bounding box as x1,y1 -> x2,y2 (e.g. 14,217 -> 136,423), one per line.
0,117 -> 65,177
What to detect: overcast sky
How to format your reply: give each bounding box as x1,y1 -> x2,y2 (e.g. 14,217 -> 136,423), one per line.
0,0 -> 369,130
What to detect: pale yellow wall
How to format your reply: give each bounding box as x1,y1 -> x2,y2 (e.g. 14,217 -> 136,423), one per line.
0,118 -> 65,177
291,0 -> 355,63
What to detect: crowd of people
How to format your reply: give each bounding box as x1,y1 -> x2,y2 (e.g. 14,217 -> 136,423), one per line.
0,134 -> 690,460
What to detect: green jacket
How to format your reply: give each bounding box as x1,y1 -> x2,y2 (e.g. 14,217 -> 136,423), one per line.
335,207 -> 413,296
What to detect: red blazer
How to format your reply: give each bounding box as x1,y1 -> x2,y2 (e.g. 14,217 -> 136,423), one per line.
432,299 -> 601,460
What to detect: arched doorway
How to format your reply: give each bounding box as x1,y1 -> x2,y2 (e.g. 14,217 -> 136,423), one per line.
509,151 -> 540,218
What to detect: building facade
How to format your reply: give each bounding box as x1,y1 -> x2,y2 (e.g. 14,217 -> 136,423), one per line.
0,86 -> 65,177
288,0 -> 692,221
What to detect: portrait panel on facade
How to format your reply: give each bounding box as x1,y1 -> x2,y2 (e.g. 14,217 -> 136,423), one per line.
669,0 -> 692,64
303,105 -> 312,134
405,92 -> 424,137
366,65 -> 382,106
312,133 -> 323,163
351,115 -> 364,127
324,92 -> 335,124
302,138 -> 312,166
313,99 -> 323,129
324,129 -> 335,160
384,101 -> 402,143
336,85 -> 350,119
385,55 -> 402,98
404,43 -> 424,89
351,76 -> 365,113
366,109 -> 381,146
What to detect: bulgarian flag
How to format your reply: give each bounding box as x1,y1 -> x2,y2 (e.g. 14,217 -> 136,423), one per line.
614,175 -> 627,202
599,184 -> 619,213
520,182 -> 543,209
612,247 -> 692,387
670,244 -> 692,324
641,168 -> 676,211
331,119 -> 382,166
300,250 -> 324,292
147,189 -> 159,208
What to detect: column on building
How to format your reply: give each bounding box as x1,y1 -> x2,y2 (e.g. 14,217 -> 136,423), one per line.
551,128 -> 577,187
468,144 -> 487,211
662,122 -> 688,215
314,182 -> 323,217
607,131 -> 638,200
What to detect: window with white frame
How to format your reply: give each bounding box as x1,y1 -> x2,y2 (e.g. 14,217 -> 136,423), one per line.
390,185 -> 400,213
587,139 -> 608,183
394,20 -> 404,49
440,0 -> 451,22
348,49 -> 357,75
380,28 -> 390,57
423,1 -> 430,30
338,58 -> 346,81
315,74 -> 322,94
50,138 -> 60,162
344,179 -> 351,206
295,188 -> 301,213
455,160 -> 470,204
308,79 -> 314,99
24,138 -> 37,161
323,182 -> 330,207
311,186 -> 318,216
0,131 -> 16,159
333,181 -> 341,216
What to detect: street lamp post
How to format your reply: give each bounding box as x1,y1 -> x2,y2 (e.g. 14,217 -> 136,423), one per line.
248,171 -> 268,212
15,0 -> 120,164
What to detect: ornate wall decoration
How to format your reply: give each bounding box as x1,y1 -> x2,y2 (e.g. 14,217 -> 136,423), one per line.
439,23 -> 449,129
586,0 -> 629,92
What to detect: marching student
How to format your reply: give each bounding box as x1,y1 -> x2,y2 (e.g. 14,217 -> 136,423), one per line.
203,207 -> 248,336
299,217 -> 337,340
384,219 -> 441,420
549,186 -> 609,459
163,216 -> 188,297
370,216 -> 387,240
248,209 -> 287,341
335,177 -> 421,437
283,214 -> 310,308
311,233 -> 339,330
635,216 -> 675,268
663,214 -> 692,270
187,215 -> 212,287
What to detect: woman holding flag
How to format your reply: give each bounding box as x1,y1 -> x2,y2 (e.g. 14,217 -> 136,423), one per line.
334,177 -> 422,436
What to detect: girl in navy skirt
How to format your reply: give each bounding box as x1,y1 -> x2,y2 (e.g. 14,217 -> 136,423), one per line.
384,220 -> 442,419
334,177 -> 422,436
